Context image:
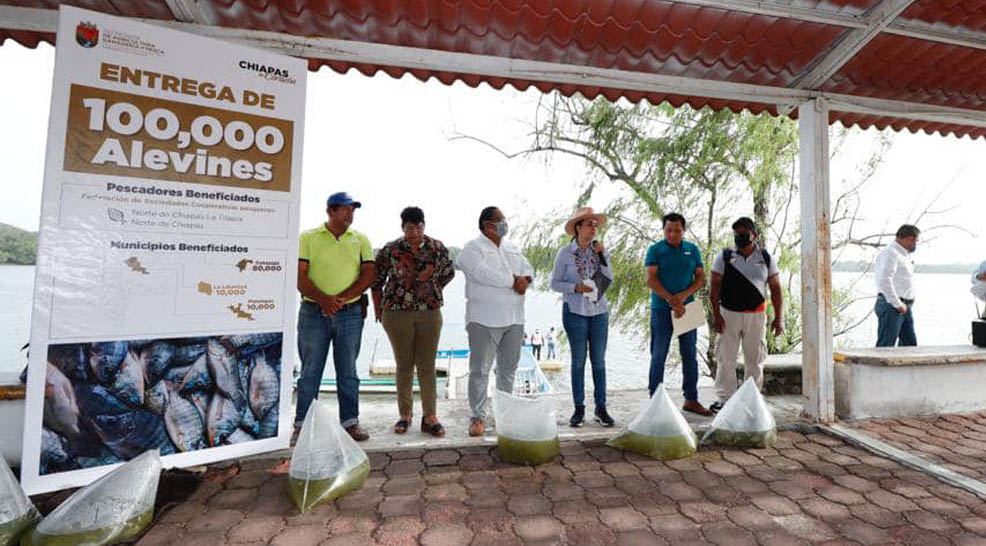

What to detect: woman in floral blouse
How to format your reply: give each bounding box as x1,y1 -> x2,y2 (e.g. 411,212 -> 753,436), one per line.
372,207 -> 455,436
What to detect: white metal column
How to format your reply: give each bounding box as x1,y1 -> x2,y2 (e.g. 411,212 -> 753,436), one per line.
799,98 -> 836,422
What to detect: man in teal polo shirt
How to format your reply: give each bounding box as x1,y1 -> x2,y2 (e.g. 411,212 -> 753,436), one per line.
644,212 -> 712,416
296,192 -> 376,441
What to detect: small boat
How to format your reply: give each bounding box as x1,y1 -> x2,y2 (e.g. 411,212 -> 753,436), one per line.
514,347 -> 554,396
369,348 -> 468,376
313,377 -> 445,394
443,346 -> 553,399
538,358 -> 564,372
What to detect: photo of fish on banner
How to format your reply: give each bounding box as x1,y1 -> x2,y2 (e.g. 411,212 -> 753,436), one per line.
41,332 -> 283,475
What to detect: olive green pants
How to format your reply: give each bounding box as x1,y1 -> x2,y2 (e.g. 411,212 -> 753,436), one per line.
381,309 -> 442,418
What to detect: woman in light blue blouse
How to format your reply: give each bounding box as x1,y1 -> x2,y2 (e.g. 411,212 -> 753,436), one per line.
551,207 -> 615,428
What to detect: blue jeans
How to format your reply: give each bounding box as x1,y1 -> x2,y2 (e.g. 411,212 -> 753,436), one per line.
296,302 -> 364,427
875,294 -> 917,347
562,304 -> 608,408
649,307 -> 699,401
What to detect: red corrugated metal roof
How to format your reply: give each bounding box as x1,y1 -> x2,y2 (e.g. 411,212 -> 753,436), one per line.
3,0 -> 986,138
902,0 -> 986,31
824,33 -> 986,111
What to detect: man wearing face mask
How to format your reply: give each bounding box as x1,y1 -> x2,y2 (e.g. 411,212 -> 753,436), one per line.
874,224 -> 920,347
456,206 -> 535,436
708,217 -> 783,412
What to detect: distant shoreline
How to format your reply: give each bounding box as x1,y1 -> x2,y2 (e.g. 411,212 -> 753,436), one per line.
833,262 -> 978,274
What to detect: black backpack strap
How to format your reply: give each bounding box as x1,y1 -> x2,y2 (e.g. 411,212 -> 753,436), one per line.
761,248 -> 770,269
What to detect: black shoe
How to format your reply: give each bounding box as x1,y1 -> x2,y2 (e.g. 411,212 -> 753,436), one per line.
709,401 -> 724,414
569,406 -> 585,428
594,407 -> 615,427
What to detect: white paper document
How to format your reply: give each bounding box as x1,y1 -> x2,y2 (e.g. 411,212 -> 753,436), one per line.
672,301 -> 706,336
582,278 -> 598,303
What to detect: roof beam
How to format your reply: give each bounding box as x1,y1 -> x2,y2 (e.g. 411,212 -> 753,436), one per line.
0,5 -> 54,33
3,6 -> 986,131
669,0 -> 986,52
793,0 -> 918,90
887,18 -> 986,51
662,0 -> 868,28
163,0 -> 209,25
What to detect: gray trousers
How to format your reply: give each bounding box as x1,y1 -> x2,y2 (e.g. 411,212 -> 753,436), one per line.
466,322 -> 524,421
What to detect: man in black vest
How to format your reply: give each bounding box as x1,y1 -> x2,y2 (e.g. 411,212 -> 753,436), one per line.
708,217 -> 784,413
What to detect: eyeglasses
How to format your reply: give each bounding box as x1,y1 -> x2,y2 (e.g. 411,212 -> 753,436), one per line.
579,221 -> 599,228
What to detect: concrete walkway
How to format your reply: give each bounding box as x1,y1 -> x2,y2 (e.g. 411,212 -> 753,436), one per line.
133,427 -> 986,546
843,412 -> 986,483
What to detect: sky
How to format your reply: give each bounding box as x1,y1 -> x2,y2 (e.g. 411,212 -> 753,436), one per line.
2,41 -> 985,264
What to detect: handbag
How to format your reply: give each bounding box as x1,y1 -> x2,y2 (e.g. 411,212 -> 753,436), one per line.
591,268 -> 612,298
591,249 -> 611,297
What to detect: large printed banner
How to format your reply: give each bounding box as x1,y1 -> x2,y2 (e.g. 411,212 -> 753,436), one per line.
22,6 -> 306,494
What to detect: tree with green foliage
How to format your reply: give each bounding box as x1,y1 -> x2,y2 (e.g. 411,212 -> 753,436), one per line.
0,222 -> 38,265
455,94 -> 894,377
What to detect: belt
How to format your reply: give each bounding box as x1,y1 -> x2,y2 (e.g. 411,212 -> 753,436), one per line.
880,293 -> 914,305
302,299 -> 361,312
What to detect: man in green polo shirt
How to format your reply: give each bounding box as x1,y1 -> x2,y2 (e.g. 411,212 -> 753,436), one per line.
296,192 -> 376,441
644,212 -> 712,416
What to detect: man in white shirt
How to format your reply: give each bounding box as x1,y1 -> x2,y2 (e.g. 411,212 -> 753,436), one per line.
456,206 -> 535,436
874,224 -> 919,347
971,261 -> 986,312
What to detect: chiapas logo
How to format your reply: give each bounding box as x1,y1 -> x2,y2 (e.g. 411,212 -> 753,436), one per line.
76,21 -> 99,48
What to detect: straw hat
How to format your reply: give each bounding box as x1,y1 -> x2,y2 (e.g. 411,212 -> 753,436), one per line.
564,207 -> 607,237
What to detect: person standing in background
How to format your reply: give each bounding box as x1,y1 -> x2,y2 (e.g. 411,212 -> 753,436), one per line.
874,225 -> 919,347
530,329 -> 544,360
970,260 -> 986,314
546,327 -> 558,360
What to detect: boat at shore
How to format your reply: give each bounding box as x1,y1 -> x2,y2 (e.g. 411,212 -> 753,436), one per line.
443,345 -> 552,399
368,348 -> 469,376
308,346 -> 554,397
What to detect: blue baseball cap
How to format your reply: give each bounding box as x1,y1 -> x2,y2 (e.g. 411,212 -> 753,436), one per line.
327,192 -> 361,208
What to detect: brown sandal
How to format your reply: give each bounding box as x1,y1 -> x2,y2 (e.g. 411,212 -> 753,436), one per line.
394,419 -> 410,434
421,418 -> 445,437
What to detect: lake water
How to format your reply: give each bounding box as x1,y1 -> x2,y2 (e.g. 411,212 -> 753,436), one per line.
1,266 -> 979,391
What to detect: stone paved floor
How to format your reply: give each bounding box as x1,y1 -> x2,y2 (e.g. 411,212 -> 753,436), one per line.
134,430 -> 986,546
846,412 -> 986,482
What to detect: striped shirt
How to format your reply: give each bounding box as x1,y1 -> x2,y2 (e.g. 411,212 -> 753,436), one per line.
550,240 -> 613,317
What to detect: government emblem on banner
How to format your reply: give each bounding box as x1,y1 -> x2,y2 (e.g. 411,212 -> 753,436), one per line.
75,21 -> 99,48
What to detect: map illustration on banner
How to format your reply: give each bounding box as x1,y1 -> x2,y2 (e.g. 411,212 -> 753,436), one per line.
22,6 -> 306,494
